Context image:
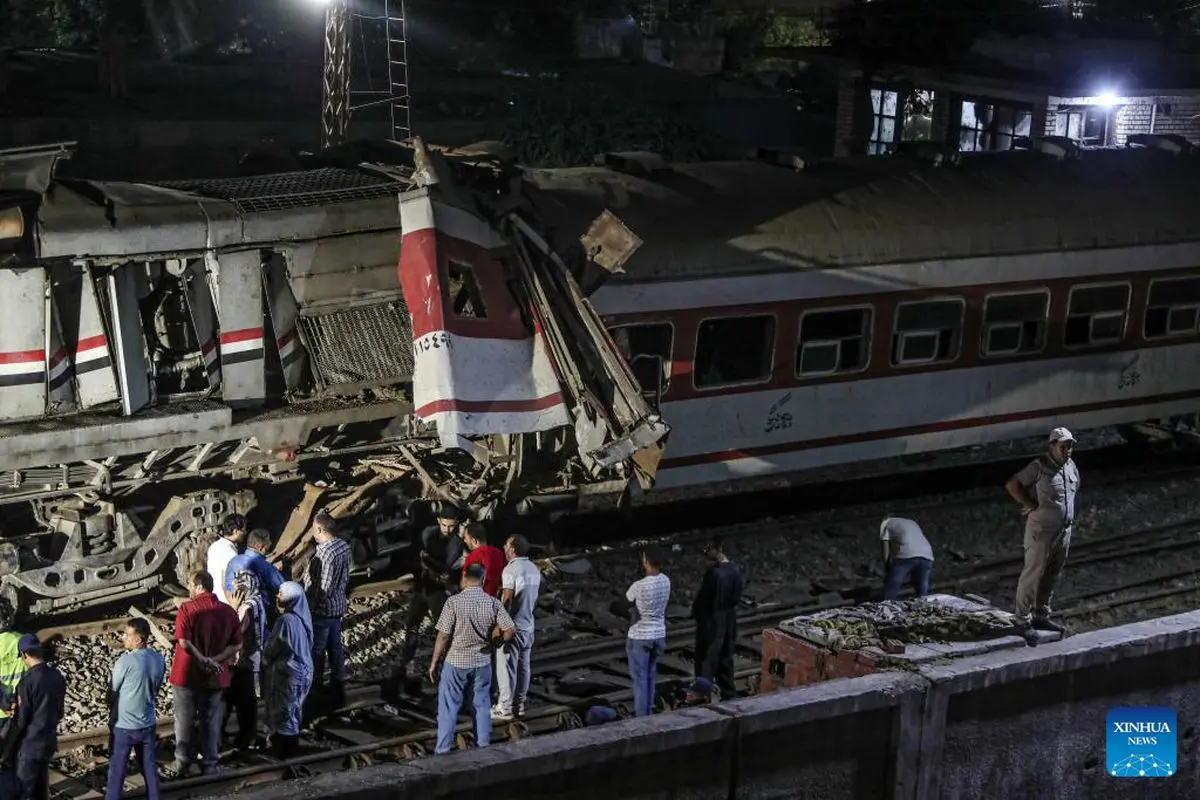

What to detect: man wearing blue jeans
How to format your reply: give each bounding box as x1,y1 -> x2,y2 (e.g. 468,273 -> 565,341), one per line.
623,546 -> 671,717
304,513 -> 351,709
880,517 -> 935,600
106,618 -> 166,800
428,563 -> 515,754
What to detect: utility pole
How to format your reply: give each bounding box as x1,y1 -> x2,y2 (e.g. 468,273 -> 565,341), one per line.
320,0 -> 412,151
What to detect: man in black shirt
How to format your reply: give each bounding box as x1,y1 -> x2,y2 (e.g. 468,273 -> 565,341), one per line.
386,502 -> 466,701
6,635 -> 66,800
691,539 -> 743,699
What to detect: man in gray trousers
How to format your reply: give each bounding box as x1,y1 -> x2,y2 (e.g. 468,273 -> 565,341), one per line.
1005,426 -> 1080,645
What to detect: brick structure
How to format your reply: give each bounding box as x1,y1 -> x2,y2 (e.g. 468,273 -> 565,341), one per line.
759,627 -> 881,693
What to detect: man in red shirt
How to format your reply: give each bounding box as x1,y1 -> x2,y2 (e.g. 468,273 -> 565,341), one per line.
169,571 -> 242,777
461,523 -> 505,597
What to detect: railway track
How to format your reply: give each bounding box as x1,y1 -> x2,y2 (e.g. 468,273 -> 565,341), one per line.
49,513 -> 1200,798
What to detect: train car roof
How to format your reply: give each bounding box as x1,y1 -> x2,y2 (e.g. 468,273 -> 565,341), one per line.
36,167 -> 408,259
525,147 -> 1200,280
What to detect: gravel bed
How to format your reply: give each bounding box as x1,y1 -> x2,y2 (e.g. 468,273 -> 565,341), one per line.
42,439 -> 1200,738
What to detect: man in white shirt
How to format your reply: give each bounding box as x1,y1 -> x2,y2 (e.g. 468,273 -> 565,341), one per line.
206,515 -> 247,606
879,517 -> 934,600
622,546 -> 670,717
493,534 -> 541,722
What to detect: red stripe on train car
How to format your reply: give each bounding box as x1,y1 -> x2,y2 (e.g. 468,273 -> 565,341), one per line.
0,348 -> 44,365
219,328 -> 264,345
658,388 -> 1200,469
414,392 -> 565,416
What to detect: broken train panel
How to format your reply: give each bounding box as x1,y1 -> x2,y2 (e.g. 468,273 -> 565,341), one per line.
395,140 -> 670,512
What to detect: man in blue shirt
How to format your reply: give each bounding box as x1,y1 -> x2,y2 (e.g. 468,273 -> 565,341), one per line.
106,619 -> 166,800
223,529 -> 284,604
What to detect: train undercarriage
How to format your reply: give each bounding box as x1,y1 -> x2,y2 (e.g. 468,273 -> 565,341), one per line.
0,139 -> 667,616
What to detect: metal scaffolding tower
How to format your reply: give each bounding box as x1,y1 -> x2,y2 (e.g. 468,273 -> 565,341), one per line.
320,0 -> 412,150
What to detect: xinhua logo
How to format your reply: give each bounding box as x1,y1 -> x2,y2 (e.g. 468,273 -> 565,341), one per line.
1106,707 -> 1176,778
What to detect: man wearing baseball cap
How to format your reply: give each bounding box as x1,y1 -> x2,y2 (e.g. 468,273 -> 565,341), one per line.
7,634 -> 66,800
1005,427 -> 1080,645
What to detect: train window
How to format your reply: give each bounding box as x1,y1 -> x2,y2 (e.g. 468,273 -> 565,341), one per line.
1144,276 -> 1200,339
447,261 -> 488,319
796,306 -> 873,377
611,322 -> 674,394
694,314 -> 776,389
1065,283 -> 1130,347
981,290 -> 1050,357
891,298 -> 964,366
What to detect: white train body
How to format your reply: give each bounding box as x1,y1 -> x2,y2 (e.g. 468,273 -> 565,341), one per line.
559,143 -> 1200,498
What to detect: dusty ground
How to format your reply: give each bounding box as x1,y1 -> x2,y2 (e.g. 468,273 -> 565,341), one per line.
44,440 -> 1200,736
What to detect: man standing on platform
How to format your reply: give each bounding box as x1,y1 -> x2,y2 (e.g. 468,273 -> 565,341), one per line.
691,538 -> 742,700
1006,426 -> 1080,645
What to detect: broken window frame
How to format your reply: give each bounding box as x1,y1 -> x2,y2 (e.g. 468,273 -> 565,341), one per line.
609,321 -> 675,397
890,297 -> 965,368
692,313 -> 777,391
795,304 -> 874,378
446,259 -> 489,320
1064,282 -> 1131,349
980,289 -> 1051,358
1143,275 -> 1200,340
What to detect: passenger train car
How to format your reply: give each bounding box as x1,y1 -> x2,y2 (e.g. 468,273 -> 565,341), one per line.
546,138 -> 1200,497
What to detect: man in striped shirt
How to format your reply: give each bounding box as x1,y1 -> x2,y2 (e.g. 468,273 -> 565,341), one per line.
623,546 -> 670,717
303,512 -> 351,707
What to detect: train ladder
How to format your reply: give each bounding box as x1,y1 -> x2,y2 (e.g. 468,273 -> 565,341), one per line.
384,0 -> 413,141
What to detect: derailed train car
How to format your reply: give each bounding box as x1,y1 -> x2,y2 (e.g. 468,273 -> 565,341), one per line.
0,139 -> 667,615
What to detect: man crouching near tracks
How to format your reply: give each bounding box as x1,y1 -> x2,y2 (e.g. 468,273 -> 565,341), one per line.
1005,427 -> 1080,646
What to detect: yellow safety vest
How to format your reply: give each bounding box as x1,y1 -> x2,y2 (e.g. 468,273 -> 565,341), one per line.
0,630 -> 26,719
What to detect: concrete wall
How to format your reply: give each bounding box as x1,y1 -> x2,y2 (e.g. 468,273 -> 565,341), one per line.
207,609 -> 1200,800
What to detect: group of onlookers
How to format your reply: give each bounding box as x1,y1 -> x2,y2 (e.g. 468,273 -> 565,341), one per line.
89,509 -> 350,798
388,503 -> 542,754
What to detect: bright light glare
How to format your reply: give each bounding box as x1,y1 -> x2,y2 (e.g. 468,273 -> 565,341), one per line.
1095,91 -> 1119,107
